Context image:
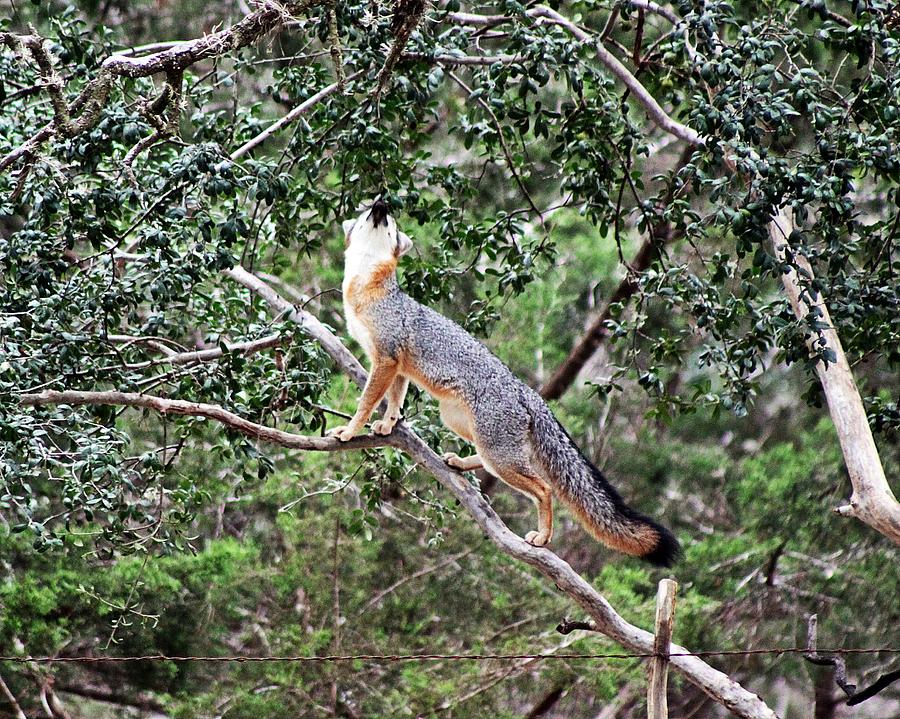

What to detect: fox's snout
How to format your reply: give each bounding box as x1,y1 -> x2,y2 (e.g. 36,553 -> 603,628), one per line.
368,199 -> 389,227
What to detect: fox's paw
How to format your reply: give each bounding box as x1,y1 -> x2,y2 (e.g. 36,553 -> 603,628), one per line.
372,419 -> 397,436
524,530 -> 551,547
442,452 -> 466,470
328,425 -> 357,442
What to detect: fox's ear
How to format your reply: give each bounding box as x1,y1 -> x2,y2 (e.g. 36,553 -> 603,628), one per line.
396,231 -> 413,256
342,219 -> 356,236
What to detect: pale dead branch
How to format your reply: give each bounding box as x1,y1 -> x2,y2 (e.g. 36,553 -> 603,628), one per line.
445,5 -> 701,142
21,268 -> 778,719
231,71 -> 362,160
770,209 -> 900,545
528,6 -> 702,145
116,333 -> 283,370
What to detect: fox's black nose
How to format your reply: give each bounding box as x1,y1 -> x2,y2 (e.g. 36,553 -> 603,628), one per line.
368,198 -> 389,227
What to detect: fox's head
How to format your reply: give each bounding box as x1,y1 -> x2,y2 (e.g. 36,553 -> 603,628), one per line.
342,199 -> 413,258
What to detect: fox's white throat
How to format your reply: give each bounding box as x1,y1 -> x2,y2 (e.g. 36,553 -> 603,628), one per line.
341,206 -> 412,289
340,204 -> 412,359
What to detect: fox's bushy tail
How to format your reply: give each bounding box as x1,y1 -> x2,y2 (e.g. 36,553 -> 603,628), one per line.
527,396 -> 680,567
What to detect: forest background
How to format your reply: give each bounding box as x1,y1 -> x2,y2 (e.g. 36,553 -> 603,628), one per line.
0,0 -> 898,717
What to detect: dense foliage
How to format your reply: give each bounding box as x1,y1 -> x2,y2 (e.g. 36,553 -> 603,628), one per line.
1,0 -> 897,716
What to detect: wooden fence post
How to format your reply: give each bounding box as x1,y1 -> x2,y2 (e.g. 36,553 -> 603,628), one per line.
648,578 -> 678,719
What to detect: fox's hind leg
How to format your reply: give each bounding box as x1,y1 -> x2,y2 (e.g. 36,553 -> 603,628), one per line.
439,398 -> 484,470
470,400 -> 554,545
443,452 -> 483,471
476,445 -> 553,547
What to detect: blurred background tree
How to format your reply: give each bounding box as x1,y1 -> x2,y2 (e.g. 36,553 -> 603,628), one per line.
0,0 -> 897,716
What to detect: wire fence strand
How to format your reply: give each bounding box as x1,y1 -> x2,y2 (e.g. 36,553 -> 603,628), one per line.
1,647 -> 897,664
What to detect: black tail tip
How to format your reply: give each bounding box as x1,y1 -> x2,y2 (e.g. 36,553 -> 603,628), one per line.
643,525 -> 681,568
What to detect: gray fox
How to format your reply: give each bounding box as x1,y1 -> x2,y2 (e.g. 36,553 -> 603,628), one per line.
329,199 -> 680,566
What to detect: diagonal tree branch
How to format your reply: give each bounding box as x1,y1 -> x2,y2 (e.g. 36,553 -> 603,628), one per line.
0,672 -> 27,719
21,268 -> 779,719
223,269 -> 778,719
447,6 -> 702,144
529,6 -> 701,145
231,70 -> 362,160
846,670 -> 900,706
770,210 -> 900,544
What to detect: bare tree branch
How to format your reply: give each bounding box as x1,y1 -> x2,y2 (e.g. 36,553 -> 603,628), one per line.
804,613 -> 900,705
444,6 -> 699,142
0,672 -> 27,719
224,265 -> 367,387
528,6 -> 702,145
445,11 -> 509,27
0,0 -> 318,172
116,40 -> 193,56
770,210 -> 900,545
627,0 -> 680,25
406,51 -> 527,66
23,269 -> 779,719
448,1 -> 680,27
115,333 -> 283,370
19,389 -> 393,453
219,269 -> 778,719
325,0 -> 346,89
804,615 -> 856,695
106,334 -> 180,355
231,71 -> 362,160
555,619 -> 596,634
846,670 -> 900,706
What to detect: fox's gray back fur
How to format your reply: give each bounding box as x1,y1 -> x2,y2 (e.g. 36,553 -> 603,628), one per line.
368,276 -> 680,567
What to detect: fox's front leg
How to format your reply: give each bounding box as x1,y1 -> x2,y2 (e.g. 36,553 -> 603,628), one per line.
372,376 -> 408,436
330,359 -> 399,442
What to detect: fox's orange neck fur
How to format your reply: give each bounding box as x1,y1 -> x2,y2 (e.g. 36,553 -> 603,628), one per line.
344,258 -> 397,310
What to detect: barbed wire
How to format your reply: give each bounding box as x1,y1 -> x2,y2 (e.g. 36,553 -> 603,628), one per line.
1,647 -> 897,664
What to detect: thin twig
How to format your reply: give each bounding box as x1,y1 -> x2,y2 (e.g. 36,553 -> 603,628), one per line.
448,71 -> 543,220
358,549 -> 473,614
231,72 -> 361,160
